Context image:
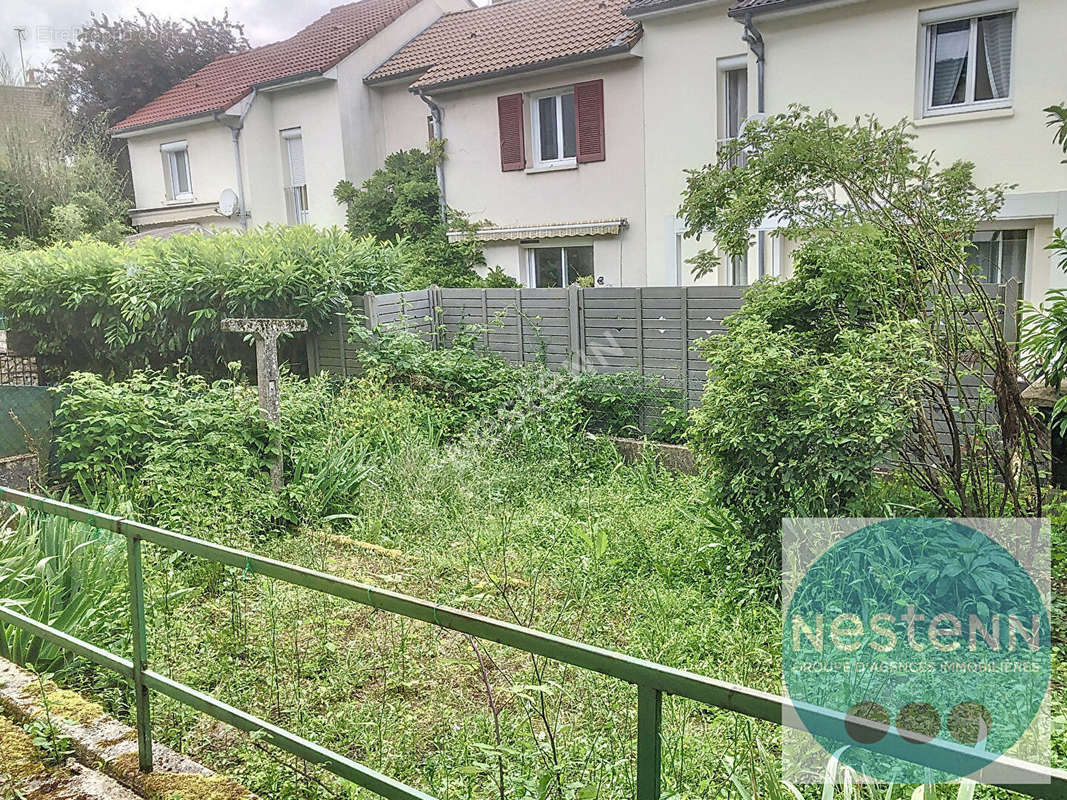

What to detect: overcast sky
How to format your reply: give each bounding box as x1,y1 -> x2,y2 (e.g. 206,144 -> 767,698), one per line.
1,0 -> 347,79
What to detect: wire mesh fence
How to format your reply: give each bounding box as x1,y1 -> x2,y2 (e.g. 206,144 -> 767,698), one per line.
0,354 -> 39,387
0,385 -> 54,461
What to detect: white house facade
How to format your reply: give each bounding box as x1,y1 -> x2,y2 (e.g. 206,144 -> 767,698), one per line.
111,0 -> 470,233
116,0 -> 1067,301
365,0 -> 648,288
630,0 -> 1067,303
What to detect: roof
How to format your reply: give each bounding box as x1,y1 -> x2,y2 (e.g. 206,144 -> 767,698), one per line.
365,0 -> 643,91
0,86 -> 55,128
727,0 -> 837,16
112,0 -> 424,133
623,0 -> 719,17
623,0 -> 835,19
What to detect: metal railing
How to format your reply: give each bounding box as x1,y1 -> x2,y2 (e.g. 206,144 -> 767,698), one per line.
0,486 -> 1064,800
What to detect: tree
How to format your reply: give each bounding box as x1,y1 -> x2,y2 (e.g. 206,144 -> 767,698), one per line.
1019,104 -> 1067,428
0,111 -> 131,246
334,147 -> 517,289
44,11 -> 248,131
682,107 -> 1046,523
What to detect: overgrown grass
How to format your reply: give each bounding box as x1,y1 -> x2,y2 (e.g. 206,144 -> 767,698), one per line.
4,368 -> 1067,800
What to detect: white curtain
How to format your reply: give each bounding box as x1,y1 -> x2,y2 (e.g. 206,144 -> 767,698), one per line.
979,14 -> 1013,98
931,23 -> 970,106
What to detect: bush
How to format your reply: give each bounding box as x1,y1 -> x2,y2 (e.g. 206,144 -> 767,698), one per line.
334,148 -> 519,290
355,326 -> 687,442
0,114 -> 131,247
681,107 -> 1045,519
0,226 -> 403,379
688,232 -> 934,562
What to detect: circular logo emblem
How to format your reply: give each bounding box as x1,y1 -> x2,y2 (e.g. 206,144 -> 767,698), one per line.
783,519 -> 1049,782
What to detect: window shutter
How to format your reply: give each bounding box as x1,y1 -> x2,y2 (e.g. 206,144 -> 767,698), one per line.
497,93 -> 525,171
574,80 -> 605,164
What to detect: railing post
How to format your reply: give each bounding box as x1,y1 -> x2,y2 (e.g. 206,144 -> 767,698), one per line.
127,534 -> 153,772
637,686 -> 662,800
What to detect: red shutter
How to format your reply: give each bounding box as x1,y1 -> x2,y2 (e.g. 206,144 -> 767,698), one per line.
497,93 -> 526,171
574,79 -> 605,164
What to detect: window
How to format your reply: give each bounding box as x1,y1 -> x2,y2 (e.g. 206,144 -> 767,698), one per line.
529,245 -> 593,288
281,128 -> 309,225
531,90 -> 577,167
968,229 -> 1027,286
718,60 -> 748,167
923,9 -> 1014,116
726,255 -> 748,286
160,141 -> 192,201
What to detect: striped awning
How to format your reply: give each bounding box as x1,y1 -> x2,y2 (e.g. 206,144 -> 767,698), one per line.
447,219 -> 627,243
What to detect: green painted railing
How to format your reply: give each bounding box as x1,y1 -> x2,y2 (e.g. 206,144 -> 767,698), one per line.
0,486 -> 1064,799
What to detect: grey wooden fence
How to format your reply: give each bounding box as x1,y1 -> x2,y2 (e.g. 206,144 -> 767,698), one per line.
308,282 -> 1017,412
309,285 -> 743,409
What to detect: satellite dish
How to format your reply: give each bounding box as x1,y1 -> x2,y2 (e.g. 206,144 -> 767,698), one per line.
217,189 -> 239,217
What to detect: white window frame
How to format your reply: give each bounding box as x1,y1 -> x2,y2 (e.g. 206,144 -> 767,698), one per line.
529,88 -> 577,169
160,140 -> 192,202
524,242 -> 594,288
281,128 -> 310,225
969,225 -> 1031,286
920,2 -> 1016,118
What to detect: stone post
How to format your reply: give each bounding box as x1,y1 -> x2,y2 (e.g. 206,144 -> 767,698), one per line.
221,318 -> 308,491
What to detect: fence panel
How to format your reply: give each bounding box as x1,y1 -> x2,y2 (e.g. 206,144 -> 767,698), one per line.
311,283 -> 1015,421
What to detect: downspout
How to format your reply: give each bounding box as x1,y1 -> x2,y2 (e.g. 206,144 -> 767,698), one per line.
417,89 -> 447,224
742,14 -> 765,114
223,88 -> 258,231
742,13 -> 768,277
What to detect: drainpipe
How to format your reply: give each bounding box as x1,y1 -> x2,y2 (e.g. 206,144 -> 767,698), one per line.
417,90 -> 447,224
223,88 -> 258,230
742,14 -> 765,114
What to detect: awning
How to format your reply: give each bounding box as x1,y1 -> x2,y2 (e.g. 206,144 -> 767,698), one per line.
447,219 -> 627,243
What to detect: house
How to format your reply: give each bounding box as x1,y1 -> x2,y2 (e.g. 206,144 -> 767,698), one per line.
365,0 -> 647,287
628,0 -> 1067,303
110,0 -> 471,233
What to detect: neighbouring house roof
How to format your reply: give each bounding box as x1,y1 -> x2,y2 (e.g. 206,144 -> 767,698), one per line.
623,0 -> 835,19
624,0 -> 719,17
111,0 -> 425,133
727,0 -> 838,16
365,0 -> 643,91
446,220 -> 627,242
0,86 -> 55,129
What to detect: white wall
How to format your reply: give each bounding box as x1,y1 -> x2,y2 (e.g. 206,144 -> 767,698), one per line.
639,1 -> 739,287
335,0 -> 471,186
756,0 -> 1067,301
240,81 -> 348,228
638,0 -> 1067,298
428,58 -> 647,286
125,119 -> 238,228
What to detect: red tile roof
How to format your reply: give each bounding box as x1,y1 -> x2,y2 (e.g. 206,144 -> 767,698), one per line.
365,0 -> 643,90
112,0 -> 424,133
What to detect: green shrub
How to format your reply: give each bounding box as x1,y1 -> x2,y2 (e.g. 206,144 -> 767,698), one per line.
0,226 -> 403,379
688,232 -> 934,562
356,326 -> 687,442
334,147 -> 519,290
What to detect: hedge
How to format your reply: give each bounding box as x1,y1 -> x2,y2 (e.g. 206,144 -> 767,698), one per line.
0,226 -> 404,379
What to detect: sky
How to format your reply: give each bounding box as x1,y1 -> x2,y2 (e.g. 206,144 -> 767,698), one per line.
1,0 -> 344,80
